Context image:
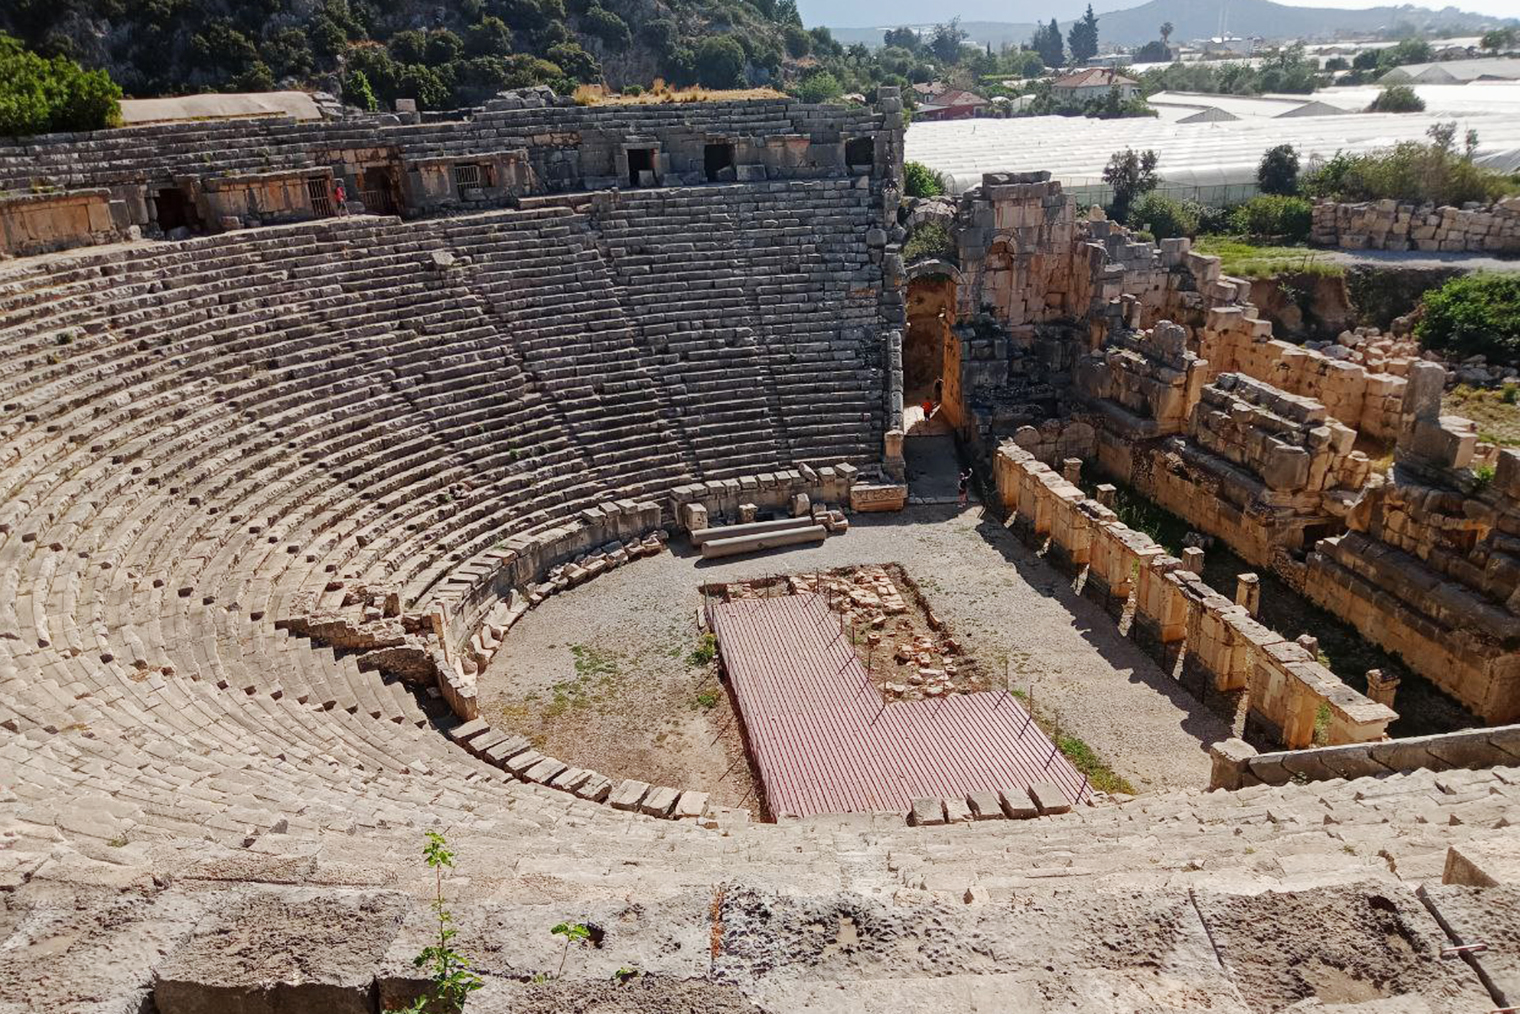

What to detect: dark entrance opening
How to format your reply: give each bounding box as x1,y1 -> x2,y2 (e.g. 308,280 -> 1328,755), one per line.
359,167 -> 398,214
704,142 -> 735,182
628,148 -> 655,187
153,187 -> 198,233
844,137 -> 874,170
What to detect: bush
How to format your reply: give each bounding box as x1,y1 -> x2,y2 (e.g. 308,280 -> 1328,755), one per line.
1303,139 -> 1514,206
1367,85 -> 1425,113
621,84 -> 643,96
694,35 -> 745,89
793,70 -> 841,104
1416,274 -> 1520,363
1257,143 -> 1300,195
0,33 -> 121,135
1229,194 -> 1313,241
581,6 -> 630,51
342,69 -> 379,111
903,160 -> 943,198
1128,192 -> 1198,240
902,222 -> 953,262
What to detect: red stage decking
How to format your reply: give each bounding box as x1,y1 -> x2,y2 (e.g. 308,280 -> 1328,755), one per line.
711,593 -> 1091,819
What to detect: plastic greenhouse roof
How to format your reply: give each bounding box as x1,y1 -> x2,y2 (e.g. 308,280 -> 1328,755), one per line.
906,80 -> 1520,195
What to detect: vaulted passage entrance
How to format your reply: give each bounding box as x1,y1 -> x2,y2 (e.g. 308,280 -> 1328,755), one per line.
904,274 -> 960,434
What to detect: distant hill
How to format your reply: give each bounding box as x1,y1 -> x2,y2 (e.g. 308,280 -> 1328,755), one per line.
830,0 -> 1513,48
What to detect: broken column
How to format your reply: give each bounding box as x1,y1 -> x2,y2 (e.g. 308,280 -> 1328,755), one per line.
1365,669 -> 1400,709
1061,457 -> 1083,485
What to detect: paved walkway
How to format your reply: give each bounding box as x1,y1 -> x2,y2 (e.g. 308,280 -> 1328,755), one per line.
904,434 -> 960,503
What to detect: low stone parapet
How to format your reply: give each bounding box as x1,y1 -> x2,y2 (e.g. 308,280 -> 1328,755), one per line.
0,188 -> 130,257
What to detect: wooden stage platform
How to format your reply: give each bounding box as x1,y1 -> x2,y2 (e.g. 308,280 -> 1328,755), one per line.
710,593 -> 1091,819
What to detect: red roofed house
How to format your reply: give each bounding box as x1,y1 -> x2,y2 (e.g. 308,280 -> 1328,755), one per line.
915,87 -> 989,121
1050,67 -> 1140,103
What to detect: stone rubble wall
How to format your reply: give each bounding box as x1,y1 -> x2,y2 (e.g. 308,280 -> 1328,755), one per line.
1305,362 -> 1520,723
1199,305 -> 1409,442
1312,196 -> 1520,253
994,443 -> 1396,748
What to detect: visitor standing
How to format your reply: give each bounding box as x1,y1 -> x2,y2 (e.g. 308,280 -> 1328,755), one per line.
958,468 -> 971,507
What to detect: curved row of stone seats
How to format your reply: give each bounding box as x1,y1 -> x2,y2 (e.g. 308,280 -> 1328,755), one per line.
588,181 -> 884,475
0,189 -> 889,864
0,100 -> 884,193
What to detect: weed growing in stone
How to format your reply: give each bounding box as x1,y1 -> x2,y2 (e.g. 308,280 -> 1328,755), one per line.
398,831 -> 482,1014
551,921 -> 592,978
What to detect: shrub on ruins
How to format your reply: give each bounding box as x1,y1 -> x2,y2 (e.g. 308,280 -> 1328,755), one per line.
1416,274 -> 1520,364
1102,147 -> 1159,224
1229,194 -> 1313,242
1367,84 -> 1425,113
1128,193 -> 1198,240
0,32 -> 121,136
793,70 -> 842,104
1257,144 -> 1300,196
694,35 -> 746,89
903,161 -> 943,198
902,222 -> 954,263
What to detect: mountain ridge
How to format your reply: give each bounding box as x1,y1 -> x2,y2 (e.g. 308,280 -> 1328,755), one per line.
827,0 -> 1513,48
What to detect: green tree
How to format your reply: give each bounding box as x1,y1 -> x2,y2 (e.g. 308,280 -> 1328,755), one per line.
343,69 -> 379,111
0,33 -> 121,136
1257,143 -> 1300,195
547,41 -> 599,82
1032,19 -> 1063,69
1481,28 -> 1517,54
1102,147 -> 1159,223
883,27 -> 920,52
928,18 -> 965,65
582,6 -> 630,51
466,17 -> 513,57
1368,84 -> 1424,113
694,35 -> 745,88
1159,21 -> 1173,45
1067,5 -> 1098,64
1229,194 -> 1313,241
397,63 -> 450,108
1134,40 -> 1169,63
783,23 -> 811,58
793,70 -> 841,103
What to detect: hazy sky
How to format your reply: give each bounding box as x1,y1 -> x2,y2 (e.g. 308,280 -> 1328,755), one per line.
800,0 -> 1516,27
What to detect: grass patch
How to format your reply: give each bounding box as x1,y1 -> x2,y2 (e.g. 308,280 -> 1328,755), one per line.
1445,384 -> 1520,447
1055,734 -> 1136,795
1193,237 -> 1342,280
694,690 -> 721,709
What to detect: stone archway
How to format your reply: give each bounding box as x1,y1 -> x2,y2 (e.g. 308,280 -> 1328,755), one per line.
904,273 -> 961,433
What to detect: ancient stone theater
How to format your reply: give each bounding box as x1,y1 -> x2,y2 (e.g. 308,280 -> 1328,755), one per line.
0,88 -> 1517,1013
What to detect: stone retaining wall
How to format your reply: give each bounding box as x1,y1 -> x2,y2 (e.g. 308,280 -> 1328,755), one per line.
0,188 -> 130,256
1311,197 -> 1520,253
1209,724 -> 1520,790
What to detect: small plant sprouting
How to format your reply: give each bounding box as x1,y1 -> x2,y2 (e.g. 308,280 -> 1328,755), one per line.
695,689 -> 720,709
397,831 -> 482,1014
1473,463 -> 1496,490
611,966 -> 638,984
551,921 -> 592,979
685,633 -> 717,667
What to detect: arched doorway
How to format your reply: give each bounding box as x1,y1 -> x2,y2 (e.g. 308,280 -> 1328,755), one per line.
904,274 -> 961,434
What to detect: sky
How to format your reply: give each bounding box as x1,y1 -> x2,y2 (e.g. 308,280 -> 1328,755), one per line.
800,0 -> 1518,28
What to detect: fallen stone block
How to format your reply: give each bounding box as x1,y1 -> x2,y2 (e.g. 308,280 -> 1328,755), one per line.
672,790 -> 709,820
944,797 -> 973,823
